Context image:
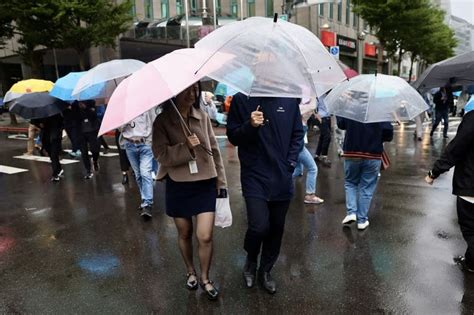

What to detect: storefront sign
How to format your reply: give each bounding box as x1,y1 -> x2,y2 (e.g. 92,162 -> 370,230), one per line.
365,43 -> 377,57
336,35 -> 357,53
320,30 -> 336,47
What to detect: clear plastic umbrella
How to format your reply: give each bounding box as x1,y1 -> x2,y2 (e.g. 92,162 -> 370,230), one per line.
72,59 -> 145,97
195,16 -> 346,98
326,74 -> 429,123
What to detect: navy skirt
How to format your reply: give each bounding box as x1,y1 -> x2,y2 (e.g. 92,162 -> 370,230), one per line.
165,177 -> 217,218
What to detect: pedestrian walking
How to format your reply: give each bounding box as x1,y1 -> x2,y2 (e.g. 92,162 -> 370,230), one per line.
120,108 -> 157,219
153,83 -> 227,300
227,93 -> 304,294
115,130 -> 131,185
63,104 -> 81,157
33,114 -> 64,182
294,100 -> 324,204
314,92 -> 332,167
77,100 -> 100,179
25,123 -> 40,155
430,86 -> 453,138
425,102 -> 474,272
337,117 -> 393,230
96,103 -> 110,154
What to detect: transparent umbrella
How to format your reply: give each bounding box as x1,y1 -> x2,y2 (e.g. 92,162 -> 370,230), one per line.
195,16 -> 346,98
326,74 -> 429,123
72,59 -> 145,98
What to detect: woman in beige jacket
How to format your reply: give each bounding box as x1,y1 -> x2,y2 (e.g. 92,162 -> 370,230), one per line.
153,83 -> 227,300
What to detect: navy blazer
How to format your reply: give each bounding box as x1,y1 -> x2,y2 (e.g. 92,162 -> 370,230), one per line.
226,93 -> 304,201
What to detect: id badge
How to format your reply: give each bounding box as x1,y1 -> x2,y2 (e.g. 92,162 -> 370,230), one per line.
189,160 -> 198,174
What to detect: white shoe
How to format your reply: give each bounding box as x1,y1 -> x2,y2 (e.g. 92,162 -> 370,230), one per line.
342,214 -> 357,225
357,221 -> 370,230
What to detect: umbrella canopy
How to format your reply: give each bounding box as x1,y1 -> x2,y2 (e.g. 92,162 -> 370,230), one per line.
336,60 -> 359,79
9,92 -> 68,120
72,59 -> 145,98
413,51 -> 474,91
465,96 -> 474,113
195,16 -> 346,98
50,72 -> 106,101
214,82 -> 238,97
326,74 -> 429,123
4,79 -> 54,103
98,48 -> 233,136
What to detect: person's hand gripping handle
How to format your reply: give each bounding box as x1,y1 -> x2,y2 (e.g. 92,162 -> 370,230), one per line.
250,105 -> 264,128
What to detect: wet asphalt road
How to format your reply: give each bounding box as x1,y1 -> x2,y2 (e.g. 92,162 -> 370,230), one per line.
0,119 -> 473,314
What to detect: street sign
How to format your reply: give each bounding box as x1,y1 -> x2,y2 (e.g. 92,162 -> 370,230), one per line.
329,46 -> 340,59
279,14 -> 288,21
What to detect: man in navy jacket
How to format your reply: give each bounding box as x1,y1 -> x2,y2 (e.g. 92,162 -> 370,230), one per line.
227,93 -> 304,294
337,117 -> 393,230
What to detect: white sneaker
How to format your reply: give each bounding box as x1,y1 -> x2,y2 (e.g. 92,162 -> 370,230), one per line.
357,221 -> 370,230
342,214 -> 357,225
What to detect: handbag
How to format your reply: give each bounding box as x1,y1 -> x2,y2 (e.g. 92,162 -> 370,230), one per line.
215,193 -> 232,228
381,150 -> 391,171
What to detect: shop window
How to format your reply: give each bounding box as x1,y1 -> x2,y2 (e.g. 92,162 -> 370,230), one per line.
176,0 -> 183,15
144,0 -> 153,19
266,0 -> 274,17
231,0 -> 238,17
248,0 -> 255,17
161,0 -> 169,18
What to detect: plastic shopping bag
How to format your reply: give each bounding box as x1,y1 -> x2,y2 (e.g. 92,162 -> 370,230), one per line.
215,196 -> 232,228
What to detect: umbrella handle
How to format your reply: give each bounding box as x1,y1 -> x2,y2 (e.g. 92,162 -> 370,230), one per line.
273,13 -> 278,23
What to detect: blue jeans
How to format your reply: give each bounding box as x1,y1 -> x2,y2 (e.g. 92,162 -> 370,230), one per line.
344,159 -> 381,224
293,147 -> 318,194
125,142 -> 154,208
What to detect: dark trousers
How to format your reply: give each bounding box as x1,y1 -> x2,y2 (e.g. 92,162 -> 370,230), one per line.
244,198 -> 290,272
316,117 -> 331,156
99,136 -> 109,150
115,131 -> 130,172
64,125 -> 80,152
457,197 -> 474,269
431,109 -> 449,136
80,131 -> 100,172
43,127 -> 62,177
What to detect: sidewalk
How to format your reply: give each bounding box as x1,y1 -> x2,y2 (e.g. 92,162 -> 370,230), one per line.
0,113 -> 29,133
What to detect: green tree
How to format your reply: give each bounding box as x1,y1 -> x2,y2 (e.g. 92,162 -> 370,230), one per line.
0,5 -> 14,48
55,0 -> 133,70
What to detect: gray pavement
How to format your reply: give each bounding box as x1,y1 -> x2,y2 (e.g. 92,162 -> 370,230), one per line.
0,121 -> 472,314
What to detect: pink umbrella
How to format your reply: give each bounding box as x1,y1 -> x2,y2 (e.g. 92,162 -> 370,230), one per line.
98,48 -> 234,136
336,59 -> 359,79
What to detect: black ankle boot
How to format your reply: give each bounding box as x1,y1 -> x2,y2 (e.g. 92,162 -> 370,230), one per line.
258,269 -> 276,294
243,259 -> 257,288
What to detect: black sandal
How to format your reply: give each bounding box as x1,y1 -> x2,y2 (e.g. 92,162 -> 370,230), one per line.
186,272 -> 198,290
200,280 -> 219,300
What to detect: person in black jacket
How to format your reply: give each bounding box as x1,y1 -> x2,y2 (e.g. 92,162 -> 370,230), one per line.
430,87 -> 453,138
425,106 -> 474,272
226,93 -> 304,294
32,114 -> 64,182
77,100 -> 100,179
337,117 -> 393,230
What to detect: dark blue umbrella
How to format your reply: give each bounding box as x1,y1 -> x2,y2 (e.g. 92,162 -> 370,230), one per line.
9,92 -> 68,119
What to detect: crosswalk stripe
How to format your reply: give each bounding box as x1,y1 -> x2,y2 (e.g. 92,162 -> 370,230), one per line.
0,165 -> 28,174
63,149 -> 119,157
14,155 -> 79,164
8,134 -> 28,140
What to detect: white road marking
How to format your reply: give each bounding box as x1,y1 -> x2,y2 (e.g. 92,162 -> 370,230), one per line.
8,134 -> 28,140
0,165 -> 28,174
63,149 -> 118,157
14,155 -> 79,164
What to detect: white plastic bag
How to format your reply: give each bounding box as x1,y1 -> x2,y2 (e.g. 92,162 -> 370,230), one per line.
215,197 -> 232,228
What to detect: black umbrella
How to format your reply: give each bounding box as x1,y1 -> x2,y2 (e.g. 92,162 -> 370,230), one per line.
9,92 -> 68,119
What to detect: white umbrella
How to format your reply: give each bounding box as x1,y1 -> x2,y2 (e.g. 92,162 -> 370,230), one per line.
413,51 -> 474,91
72,59 -> 145,98
326,74 -> 429,123
195,16 -> 346,98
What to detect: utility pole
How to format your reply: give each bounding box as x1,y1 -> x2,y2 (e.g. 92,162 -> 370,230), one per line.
185,0 -> 190,47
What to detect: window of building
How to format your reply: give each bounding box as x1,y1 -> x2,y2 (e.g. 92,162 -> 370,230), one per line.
231,0 -> 238,17
319,4 -> 324,16
266,0 -> 273,17
345,0 -> 350,25
144,0 -> 153,19
337,1 -> 342,22
248,0 -> 255,17
191,0 -> 197,15
353,13 -> 358,27
217,0 -> 222,16
176,0 -> 183,15
161,0 -> 169,18
329,3 -> 333,19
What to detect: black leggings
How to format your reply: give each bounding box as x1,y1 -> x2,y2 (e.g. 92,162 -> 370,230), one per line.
80,131 -> 100,172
